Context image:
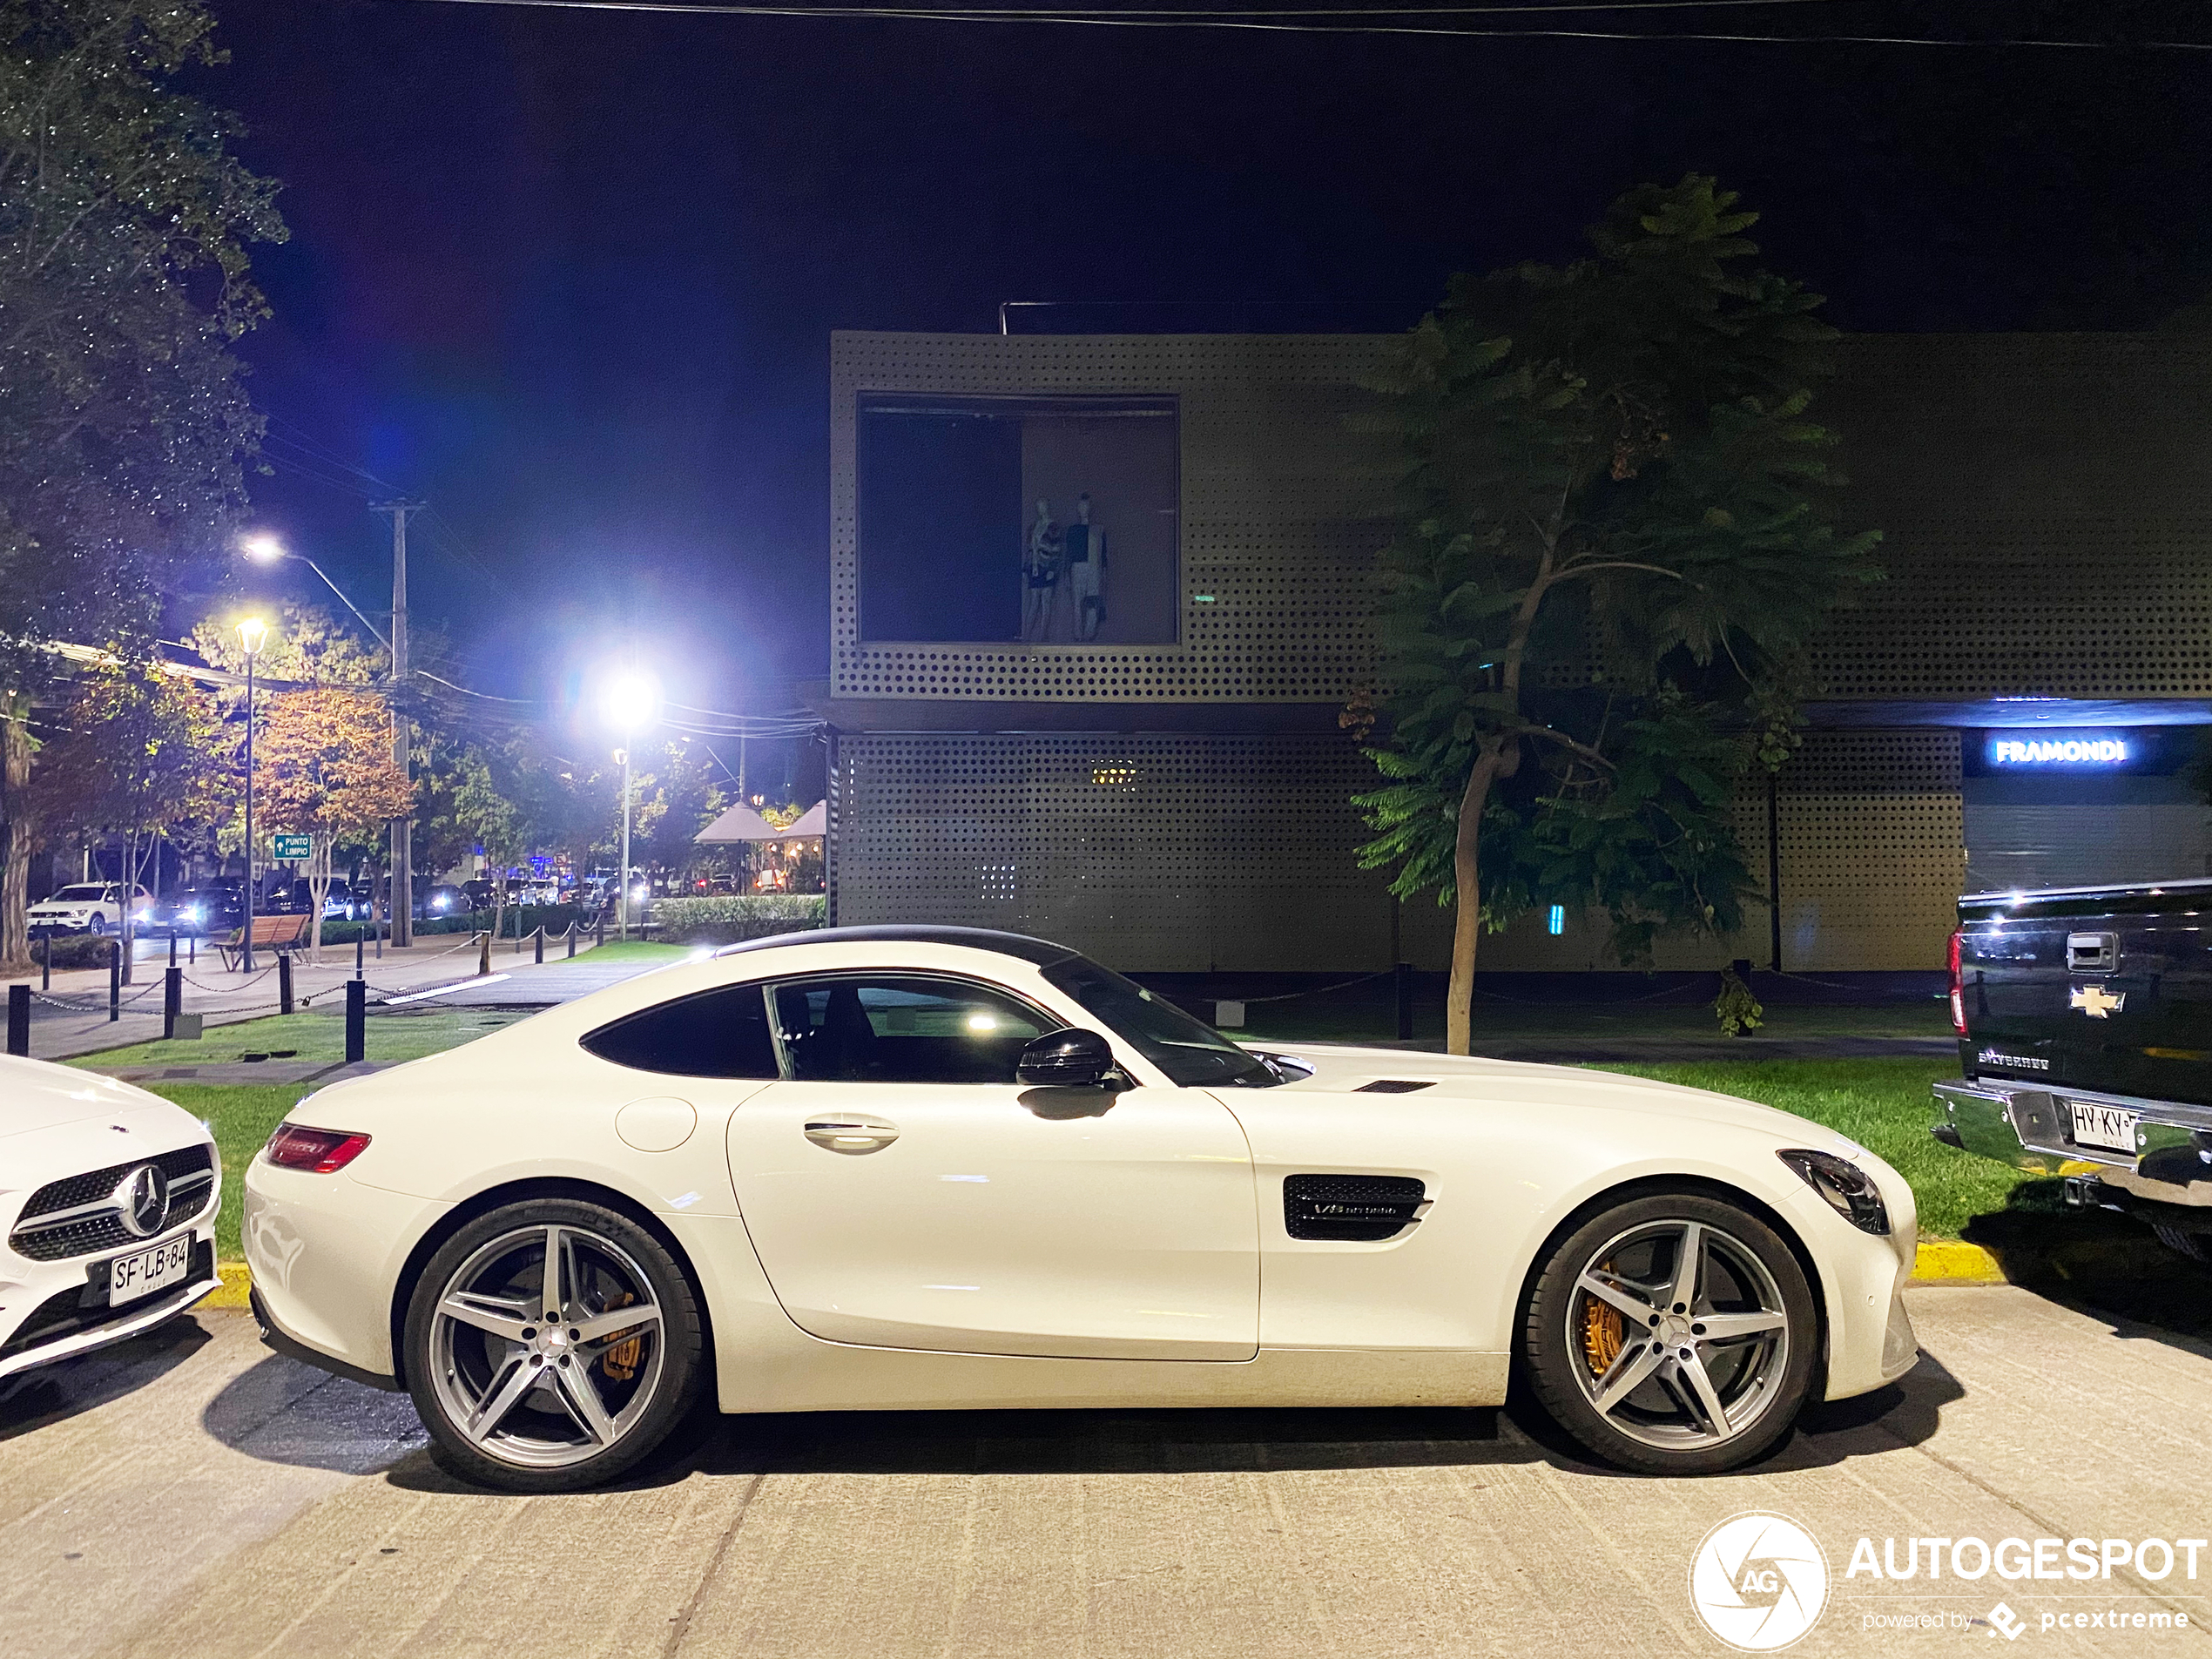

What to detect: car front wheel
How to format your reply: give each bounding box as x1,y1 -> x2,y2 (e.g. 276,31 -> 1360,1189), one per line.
1522,1190 -> 1818,1475
403,1197 -> 706,1492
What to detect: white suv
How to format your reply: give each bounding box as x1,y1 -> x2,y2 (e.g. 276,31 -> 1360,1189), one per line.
27,883 -> 152,936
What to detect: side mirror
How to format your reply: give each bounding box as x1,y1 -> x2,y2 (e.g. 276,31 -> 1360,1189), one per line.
1017,1027 -> 1117,1089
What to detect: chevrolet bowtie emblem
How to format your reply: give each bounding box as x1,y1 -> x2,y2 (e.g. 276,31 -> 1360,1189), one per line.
2070,983 -> 2126,1019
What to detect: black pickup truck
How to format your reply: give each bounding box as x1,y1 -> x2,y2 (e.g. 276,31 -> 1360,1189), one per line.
1933,878 -> 2212,1258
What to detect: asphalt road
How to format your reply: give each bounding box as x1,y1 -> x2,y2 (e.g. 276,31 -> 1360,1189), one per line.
4,1286 -> 2209,1657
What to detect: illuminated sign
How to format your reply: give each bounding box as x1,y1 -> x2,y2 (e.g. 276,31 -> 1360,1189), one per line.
1987,735 -> 2130,766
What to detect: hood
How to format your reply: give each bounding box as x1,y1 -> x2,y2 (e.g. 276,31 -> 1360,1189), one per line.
0,1056 -> 185,1139
1248,1042 -> 1861,1150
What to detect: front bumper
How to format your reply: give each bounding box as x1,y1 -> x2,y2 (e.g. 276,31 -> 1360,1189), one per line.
1932,1077 -> 2212,1216
0,1235 -> 220,1379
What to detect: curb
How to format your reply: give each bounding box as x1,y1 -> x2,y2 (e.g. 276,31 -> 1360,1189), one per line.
1912,1241 -> 2007,1283
206,1262 -> 253,1309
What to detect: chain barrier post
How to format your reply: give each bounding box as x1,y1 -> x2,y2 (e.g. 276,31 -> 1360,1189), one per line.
39,930 -> 50,990
168,931 -> 178,967
108,940 -> 121,1022
279,951 -> 294,1015
566,921 -> 576,959
596,910 -> 605,949
345,977 -> 365,1064
6,983 -> 28,1056
188,931 -> 195,966
477,930 -> 491,977
356,930 -> 365,978
164,965 -> 183,1040
534,925 -> 543,965
1395,961 -> 1413,1041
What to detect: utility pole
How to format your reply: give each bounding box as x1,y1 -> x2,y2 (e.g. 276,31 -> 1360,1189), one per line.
374,500 -> 427,947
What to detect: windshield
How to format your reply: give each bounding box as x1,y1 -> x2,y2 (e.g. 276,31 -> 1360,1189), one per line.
50,885 -> 106,901
1042,956 -> 1278,1088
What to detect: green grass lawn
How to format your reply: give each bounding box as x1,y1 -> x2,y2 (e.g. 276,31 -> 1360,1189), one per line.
577,941 -> 691,964
1596,1057 -> 2030,1238
142,1082 -> 321,1260
69,1007 -> 532,1070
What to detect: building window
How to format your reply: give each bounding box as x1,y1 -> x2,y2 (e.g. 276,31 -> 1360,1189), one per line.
857,394 -> 1179,646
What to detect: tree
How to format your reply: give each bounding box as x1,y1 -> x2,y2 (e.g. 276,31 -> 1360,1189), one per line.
0,1 -> 283,967
189,601 -> 387,690
252,689 -> 414,963
29,661 -> 222,967
1355,177 -> 1881,1054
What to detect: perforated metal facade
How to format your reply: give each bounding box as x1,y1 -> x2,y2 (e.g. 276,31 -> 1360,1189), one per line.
831,332 -> 1394,704
829,732 -> 1400,972
1817,334 -> 2212,700
824,331 -> 2194,974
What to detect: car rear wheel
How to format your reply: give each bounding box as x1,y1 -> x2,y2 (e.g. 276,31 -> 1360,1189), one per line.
1522,1190 -> 1818,1475
403,1197 -> 706,1493
88,915 -> 110,936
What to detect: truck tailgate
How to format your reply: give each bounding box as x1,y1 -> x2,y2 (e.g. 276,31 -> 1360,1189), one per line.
1961,883 -> 2212,1108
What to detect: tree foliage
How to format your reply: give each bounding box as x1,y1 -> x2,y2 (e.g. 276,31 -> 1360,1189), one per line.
0,0 -> 281,966
252,688 -> 413,960
1354,176 -> 1882,1051
24,658 -> 220,954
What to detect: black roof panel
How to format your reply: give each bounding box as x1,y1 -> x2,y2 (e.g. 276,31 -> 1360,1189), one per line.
712,925 -> 1082,967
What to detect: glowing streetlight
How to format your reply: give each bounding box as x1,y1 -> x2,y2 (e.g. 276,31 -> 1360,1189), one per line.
236,532 -> 391,650
598,671 -> 660,942
237,617 -> 269,972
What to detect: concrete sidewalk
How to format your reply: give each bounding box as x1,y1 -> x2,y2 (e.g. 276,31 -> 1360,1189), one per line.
3,1285 -> 2207,1658
9,933 -> 631,1063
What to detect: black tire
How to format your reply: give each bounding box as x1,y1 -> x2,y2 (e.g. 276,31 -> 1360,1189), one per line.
403,1197 -> 707,1493
1522,1190 -> 1819,1475
88,916 -> 110,936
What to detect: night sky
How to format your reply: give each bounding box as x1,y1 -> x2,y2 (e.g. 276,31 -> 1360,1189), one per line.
198,1 -> 2212,708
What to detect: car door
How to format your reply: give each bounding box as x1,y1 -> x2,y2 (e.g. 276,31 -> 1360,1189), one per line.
725,972 -> 1259,1362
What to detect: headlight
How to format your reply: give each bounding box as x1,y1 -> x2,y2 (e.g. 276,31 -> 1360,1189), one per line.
1778,1149 -> 1891,1235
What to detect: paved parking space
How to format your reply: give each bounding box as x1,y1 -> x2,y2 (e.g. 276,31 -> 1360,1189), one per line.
6,1285 -> 2209,1657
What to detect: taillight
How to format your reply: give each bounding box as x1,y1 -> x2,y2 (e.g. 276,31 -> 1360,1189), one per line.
1946,930 -> 1967,1035
265,1123 -> 372,1173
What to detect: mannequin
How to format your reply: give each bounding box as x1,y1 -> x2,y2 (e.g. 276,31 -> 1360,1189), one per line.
1022,498 -> 1061,641
1062,491 -> 1106,640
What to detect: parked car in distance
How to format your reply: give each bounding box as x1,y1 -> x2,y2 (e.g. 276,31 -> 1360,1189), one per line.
27,883 -> 152,936
421,884 -> 467,920
0,1055 -> 223,1379
157,880 -> 245,936
1934,877 -> 2212,1260
248,924 -> 1919,1494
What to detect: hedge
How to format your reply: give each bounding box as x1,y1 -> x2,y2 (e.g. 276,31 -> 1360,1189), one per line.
650,894 -> 826,944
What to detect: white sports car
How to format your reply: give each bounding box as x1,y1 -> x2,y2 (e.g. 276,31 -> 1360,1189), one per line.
1,1056 -> 223,1377
244,927 -> 1919,1492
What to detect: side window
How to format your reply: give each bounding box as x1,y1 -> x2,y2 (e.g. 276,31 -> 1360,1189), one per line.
581,984 -> 779,1078
771,976 -> 1051,1085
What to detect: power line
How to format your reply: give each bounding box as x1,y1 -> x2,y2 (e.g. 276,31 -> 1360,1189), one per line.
399,0 -> 2212,50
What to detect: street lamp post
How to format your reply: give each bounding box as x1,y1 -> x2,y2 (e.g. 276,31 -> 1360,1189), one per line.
618,738 -> 633,943
236,617 -> 267,974
599,673 -> 658,946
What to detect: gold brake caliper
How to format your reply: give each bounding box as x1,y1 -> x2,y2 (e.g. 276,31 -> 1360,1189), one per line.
598,1290 -> 644,1382
1581,1261 -> 1624,1376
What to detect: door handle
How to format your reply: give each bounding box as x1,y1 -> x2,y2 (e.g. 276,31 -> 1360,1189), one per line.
803,1117 -> 900,1154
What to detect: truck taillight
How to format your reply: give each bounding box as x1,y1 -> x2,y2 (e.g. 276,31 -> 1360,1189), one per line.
1946,930 -> 1966,1035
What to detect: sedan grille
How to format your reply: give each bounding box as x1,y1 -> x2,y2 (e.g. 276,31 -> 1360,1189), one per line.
10,1144 -> 216,1262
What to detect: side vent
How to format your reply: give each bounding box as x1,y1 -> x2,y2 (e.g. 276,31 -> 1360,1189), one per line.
1284,1174 -> 1426,1242
1354,1079 -> 1434,1094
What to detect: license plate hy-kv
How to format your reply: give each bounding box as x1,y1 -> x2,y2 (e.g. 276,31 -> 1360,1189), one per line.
106,1234 -> 192,1306
2067,1100 -> 2140,1157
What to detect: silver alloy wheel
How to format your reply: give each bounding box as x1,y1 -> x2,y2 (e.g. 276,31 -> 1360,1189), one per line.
1564,1217 -> 1791,1452
426,1223 -> 666,1470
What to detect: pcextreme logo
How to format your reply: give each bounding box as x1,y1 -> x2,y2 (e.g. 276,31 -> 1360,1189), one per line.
1689,1513 -> 1831,1651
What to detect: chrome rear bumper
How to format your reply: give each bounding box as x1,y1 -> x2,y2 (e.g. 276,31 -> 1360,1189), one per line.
1932,1078 -> 2212,1210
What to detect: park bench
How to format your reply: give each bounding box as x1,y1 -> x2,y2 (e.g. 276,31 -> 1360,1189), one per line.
217,912 -> 312,970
